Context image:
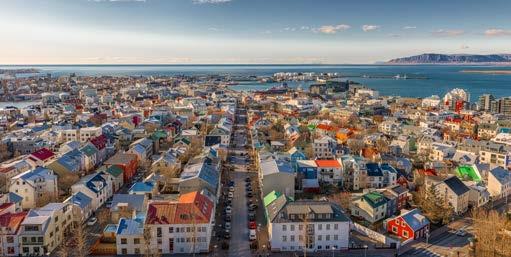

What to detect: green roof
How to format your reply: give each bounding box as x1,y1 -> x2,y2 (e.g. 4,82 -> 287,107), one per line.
173,137 -> 190,145
456,165 -> 481,182
264,190 -> 282,207
363,192 -> 387,208
307,124 -> 316,131
151,130 -> 168,140
80,144 -> 98,157
106,165 -> 123,177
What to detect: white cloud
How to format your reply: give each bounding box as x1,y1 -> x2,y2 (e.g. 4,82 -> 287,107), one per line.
403,26 -> 416,30
315,24 -> 351,34
432,29 -> 464,37
300,26 -> 310,30
484,28 -> 511,37
193,0 -> 232,4
362,25 -> 380,32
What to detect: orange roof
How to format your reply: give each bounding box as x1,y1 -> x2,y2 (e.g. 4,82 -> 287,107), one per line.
0,211 -> 27,234
315,160 -> 341,168
316,124 -> 336,131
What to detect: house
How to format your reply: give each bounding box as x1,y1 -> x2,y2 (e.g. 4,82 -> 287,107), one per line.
151,148 -> 182,177
27,148 -> 55,167
313,136 -> 337,159
18,203 -> 74,256
364,163 -> 397,189
104,165 -> 124,193
386,209 -> 430,241
268,200 -> 350,252
0,193 -> 24,213
142,191 -> 215,254
64,191 -> 93,222
9,167 -> 58,210
90,134 -> 108,163
128,138 -> 154,162
0,159 -> 32,191
487,167 -> 511,200
339,155 -> 366,191
429,143 -> 456,161
104,153 -> 138,183
79,143 -> 99,172
0,209 -> 27,256
128,181 -> 158,199
71,171 -> 113,212
46,148 -> 84,179
110,194 -> 147,224
115,218 -> 145,255
179,157 -> 220,198
427,176 -> 470,214
350,191 -> 388,223
464,182 -> 490,208
315,160 -> 342,184
259,153 -> 295,198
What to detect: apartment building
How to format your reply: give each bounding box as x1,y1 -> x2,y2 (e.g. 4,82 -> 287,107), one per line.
9,167 -> 58,210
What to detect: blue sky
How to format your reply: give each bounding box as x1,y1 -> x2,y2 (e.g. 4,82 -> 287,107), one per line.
1,0 -> 511,64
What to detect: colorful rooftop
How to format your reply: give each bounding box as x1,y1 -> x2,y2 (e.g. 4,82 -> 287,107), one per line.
456,165 -> 481,182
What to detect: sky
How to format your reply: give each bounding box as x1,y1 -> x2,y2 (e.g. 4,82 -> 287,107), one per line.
1,0 -> 511,64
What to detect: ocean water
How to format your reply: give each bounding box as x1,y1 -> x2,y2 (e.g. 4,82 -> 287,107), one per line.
1,64 -> 511,100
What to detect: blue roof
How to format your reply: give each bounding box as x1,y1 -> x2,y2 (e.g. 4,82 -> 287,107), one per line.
68,192 -> 92,209
19,167 -> 55,182
116,218 -> 144,236
276,160 -> 294,174
366,163 -> 383,177
84,172 -> 108,194
8,192 -> 23,204
400,209 -> 430,231
380,163 -> 397,174
129,181 -> 155,193
57,149 -> 83,172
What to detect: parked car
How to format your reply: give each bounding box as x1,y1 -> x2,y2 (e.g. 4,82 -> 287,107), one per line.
248,204 -> 258,211
456,229 -> 467,237
245,177 -> 251,182
229,186 -> 235,192
226,206 -> 232,214
248,221 -> 257,229
246,192 -> 253,198
248,213 -> 256,221
87,217 -> 97,226
228,180 -> 235,187
228,192 -> 234,198
249,229 -> 257,241
225,222 -> 231,230
224,229 -> 231,239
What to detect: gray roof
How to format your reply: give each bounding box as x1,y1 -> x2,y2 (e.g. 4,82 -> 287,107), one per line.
111,194 -> 147,213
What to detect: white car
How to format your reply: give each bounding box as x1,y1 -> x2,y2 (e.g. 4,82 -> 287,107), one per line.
87,217 -> 97,226
226,206 -> 232,214
225,222 -> 231,230
249,229 -> 257,240
228,192 -> 234,198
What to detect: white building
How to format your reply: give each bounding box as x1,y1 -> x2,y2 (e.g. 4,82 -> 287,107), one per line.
9,167 -> 58,210
71,171 -> 113,212
267,199 -> 350,252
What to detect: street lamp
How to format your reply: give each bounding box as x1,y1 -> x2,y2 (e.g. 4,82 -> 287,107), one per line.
363,244 -> 368,257
331,246 -> 336,257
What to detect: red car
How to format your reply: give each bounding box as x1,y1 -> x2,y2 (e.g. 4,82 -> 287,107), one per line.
248,221 -> 257,229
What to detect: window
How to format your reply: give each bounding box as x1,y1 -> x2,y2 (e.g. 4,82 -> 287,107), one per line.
134,248 -> 140,254
6,236 -> 13,243
157,227 -> 162,237
282,225 -> 287,231
290,235 -> 295,242
282,236 -> 287,242
121,248 -> 127,254
169,227 -> 174,233
22,247 -> 29,253
326,224 -> 330,230
121,238 -> 127,244
134,238 -> 140,244
334,235 -> 338,240
318,235 -> 322,241
403,230 -> 409,238
318,224 -> 322,230
326,235 -> 330,241
334,224 -> 338,230
290,225 -> 295,231
392,226 -> 397,233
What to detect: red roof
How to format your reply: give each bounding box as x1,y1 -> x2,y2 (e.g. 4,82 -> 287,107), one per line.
30,148 -> 55,161
90,135 -> 107,150
315,160 -> 341,168
146,191 -> 213,225
417,169 -> 437,177
0,203 -> 13,213
0,211 -> 27,234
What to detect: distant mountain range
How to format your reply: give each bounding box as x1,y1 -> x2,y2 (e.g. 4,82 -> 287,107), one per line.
386,53 -> 511,64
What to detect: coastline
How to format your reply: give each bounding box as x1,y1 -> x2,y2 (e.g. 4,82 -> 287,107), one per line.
460,70 -> 511,75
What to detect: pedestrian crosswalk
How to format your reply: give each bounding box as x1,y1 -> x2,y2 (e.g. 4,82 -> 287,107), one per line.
404,248 -> 443,257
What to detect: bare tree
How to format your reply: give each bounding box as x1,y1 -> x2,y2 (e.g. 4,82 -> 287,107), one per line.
54,241 -> 71,257
73,222 -> 90,257
96,208 -> 111,228
347,139 -> 365,156
472,209 -> 511,257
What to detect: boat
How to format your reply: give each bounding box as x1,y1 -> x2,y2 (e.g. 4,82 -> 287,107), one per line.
255,83 -> 289,94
